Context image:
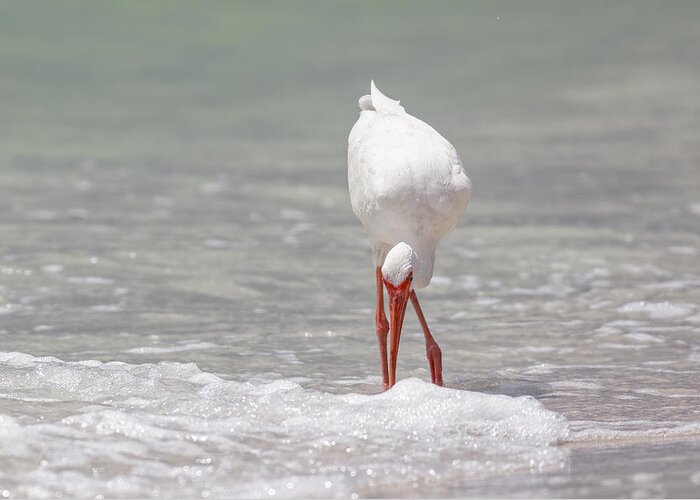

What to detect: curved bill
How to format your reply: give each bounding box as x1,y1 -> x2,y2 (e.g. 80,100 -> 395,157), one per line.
384,276 -> 411,388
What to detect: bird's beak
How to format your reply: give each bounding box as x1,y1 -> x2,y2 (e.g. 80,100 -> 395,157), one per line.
384,275 -> 412,388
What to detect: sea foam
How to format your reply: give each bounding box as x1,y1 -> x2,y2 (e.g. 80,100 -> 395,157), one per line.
0,351 -> 568,498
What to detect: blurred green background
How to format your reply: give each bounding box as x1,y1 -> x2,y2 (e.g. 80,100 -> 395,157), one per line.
2,1 -> 698,168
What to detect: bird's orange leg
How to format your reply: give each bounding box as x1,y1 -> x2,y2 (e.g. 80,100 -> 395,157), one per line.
409,290 -> 443,386
375,267 -> 390,389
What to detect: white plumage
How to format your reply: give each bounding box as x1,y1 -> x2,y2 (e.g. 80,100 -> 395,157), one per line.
347,81 -> 472,388
348,81 -> 472,289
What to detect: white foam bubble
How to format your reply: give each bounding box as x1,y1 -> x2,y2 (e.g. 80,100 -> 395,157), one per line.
41,264 -> 64,274
456,274 -> 481,290
429,275 -> 453,286
66,276 -> 115,285
549,381 -> 604,390
624,332 -> 663,343
280,208 -> 307,220
124,342 -> 219,354
568,421 -> 700,443
204,238 -> 241,249
617,301 -> 695,319
33,324 -> 55,332
641,279 -> 700,290
199,181 -> 227,194
0,351 -> 569,498
668,246 -> 697,256
90,304 -> 122,312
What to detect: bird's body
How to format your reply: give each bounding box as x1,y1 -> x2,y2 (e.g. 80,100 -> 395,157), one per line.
347,82 -> 471,388
348,83 -> 471,289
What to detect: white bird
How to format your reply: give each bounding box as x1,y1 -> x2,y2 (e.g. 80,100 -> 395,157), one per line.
348,81 -> 472,389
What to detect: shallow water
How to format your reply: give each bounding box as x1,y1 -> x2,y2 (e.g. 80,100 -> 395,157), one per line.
1,1 -> 700,498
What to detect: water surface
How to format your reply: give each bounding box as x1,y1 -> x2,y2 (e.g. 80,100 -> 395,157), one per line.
1,1 -> 700,498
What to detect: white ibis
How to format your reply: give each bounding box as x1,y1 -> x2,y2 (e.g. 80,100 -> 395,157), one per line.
348,81 -> 472,389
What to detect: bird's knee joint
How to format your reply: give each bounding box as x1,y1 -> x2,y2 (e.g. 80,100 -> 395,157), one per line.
427,345 -> 441,359
376,320 -> 389,338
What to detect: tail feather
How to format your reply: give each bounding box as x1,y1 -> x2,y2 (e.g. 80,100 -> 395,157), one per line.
357,80 -> 405,114
371,80 -> 405,114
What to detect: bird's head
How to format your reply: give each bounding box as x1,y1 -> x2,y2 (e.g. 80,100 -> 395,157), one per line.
382,243 -> 416,353
382,242 -> 415,289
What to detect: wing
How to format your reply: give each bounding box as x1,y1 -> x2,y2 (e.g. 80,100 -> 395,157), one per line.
348,82 -> 472,254
349,112 -> 471,223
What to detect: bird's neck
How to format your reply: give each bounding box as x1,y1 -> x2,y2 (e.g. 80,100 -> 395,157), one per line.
412,247 -> 435,289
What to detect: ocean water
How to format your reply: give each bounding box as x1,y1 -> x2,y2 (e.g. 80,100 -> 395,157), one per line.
1,1 -> 700,498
